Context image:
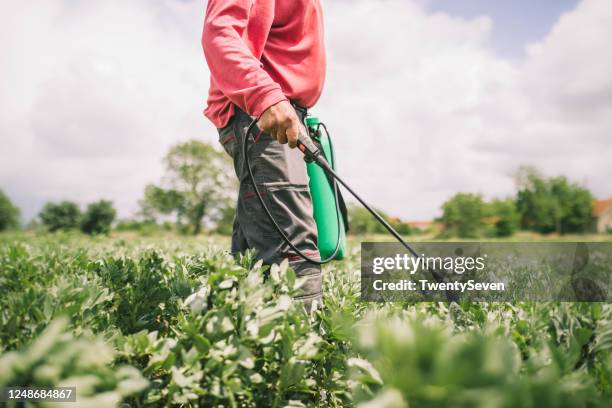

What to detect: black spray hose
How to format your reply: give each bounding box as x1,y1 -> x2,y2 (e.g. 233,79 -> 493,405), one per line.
243,118 -> 343,265
244,118 -> 458,302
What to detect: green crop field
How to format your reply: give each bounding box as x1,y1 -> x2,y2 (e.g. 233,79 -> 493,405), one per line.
0,232 -> 610,407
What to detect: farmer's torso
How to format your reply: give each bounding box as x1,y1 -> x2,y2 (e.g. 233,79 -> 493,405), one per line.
261,0 -> 326,106
204,0 -> 326,127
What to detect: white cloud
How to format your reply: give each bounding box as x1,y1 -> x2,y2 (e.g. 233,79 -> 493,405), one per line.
0,0 -> 610,222
318,0 -> 612,219
0,0 -> 214,219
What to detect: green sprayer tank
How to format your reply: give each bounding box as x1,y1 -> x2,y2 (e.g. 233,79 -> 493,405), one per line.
305,116 -> 346,260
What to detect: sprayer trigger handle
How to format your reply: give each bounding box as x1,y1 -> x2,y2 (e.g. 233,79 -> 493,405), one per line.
297,133 -> 332,170
297,140 -> 313,163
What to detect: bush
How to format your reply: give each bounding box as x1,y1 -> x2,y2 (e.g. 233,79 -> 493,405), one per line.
115,219 -> 163,235
440,193 -> 485,238
39,201 -> 81,232
349,205 -> 411,235
0,190 -> 20,231
80,200 -> 116,235
349,206 -> 387,235
516,167 -> 593,234
487,199 -> 520,237
389,219 -> 412,235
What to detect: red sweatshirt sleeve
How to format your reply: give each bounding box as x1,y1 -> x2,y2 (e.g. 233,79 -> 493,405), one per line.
202,0 -> 287,118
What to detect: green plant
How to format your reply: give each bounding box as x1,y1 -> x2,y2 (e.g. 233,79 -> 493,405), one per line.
352,310 -> 608,407
0,318 -> 148,407
0,234 -> 609,407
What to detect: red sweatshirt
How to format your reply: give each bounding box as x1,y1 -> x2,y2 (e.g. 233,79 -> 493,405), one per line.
202,0 -> 326,128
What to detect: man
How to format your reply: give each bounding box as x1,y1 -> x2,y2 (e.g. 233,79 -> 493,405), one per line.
202,0 -> 326,308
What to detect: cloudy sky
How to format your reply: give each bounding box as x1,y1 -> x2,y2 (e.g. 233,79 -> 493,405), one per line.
1,0 -> 611,223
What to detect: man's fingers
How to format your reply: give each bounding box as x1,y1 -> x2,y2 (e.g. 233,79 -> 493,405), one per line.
257,119 -> 273,137
257,102 -> 302,147
276,127 -> 288,144
286,120 -> 299,149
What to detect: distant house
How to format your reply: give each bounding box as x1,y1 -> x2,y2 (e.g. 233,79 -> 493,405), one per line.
406,220 -> 443,233
593,198 -> 612,233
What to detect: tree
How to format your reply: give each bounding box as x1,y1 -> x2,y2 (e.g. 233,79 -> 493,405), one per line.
141,140 -> 235,235
515,167 -> 558,233
348,205 -> 411,236
515,167 -> 593,234
39,201 -> 81,232
349,205 -> 387,235
0,189 -> 20,231
390,219 -> 412,236
141,185 -> 185,220
486,199 -> 520,237
214,205 -> 236,235
549,176 -> 593,233
80,200 -> 116,235
440,193 -> 485,238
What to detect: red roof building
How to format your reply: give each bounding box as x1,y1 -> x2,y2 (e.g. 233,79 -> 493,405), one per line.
406,220 -> 444,232
593,198 -> 612,233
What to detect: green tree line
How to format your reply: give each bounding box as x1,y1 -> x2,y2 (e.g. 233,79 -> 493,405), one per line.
0,149 -> 603,239
439,166 -> 595,238
39,200 -> 116,235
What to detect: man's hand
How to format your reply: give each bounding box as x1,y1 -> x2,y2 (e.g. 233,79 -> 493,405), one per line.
258,100 -> 302,148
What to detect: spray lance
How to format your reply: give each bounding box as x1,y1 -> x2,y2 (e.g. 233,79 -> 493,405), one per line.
243,116 -> 458,302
